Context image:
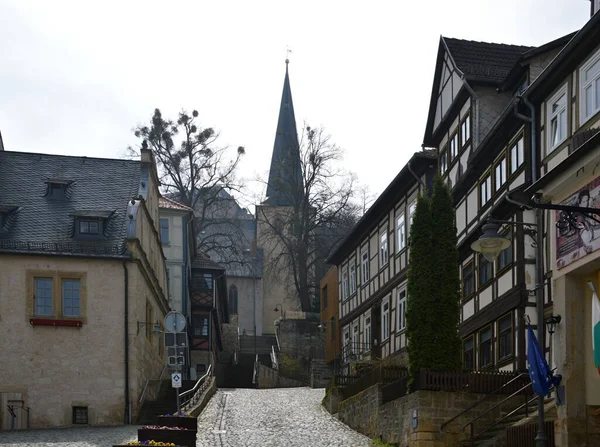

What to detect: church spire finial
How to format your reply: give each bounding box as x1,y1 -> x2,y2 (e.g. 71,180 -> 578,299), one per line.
286,48 -> 292,72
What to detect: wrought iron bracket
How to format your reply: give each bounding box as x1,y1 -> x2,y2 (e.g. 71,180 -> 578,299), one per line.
487,218 -> 538,245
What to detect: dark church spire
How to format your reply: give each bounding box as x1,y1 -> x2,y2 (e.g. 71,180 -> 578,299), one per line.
264,59 -> 303,207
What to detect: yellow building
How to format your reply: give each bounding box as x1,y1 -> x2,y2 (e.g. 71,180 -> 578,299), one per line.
0,146 -> 169,428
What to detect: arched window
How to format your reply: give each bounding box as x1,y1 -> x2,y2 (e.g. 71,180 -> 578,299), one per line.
229,285 -> 238,314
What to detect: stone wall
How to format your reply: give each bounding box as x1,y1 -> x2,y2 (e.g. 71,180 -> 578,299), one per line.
310,359 -> 333,388
277,317 -> 325,359
220,315 -> 240,363
227,276 -> 263,336
256,363 -> 305,389
337,385 -> 523,447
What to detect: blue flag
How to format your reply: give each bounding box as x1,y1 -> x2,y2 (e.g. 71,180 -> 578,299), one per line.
527,323 -> 553,396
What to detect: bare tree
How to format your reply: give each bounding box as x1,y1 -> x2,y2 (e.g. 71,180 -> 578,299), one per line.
258,125 -> 361,312
130,108 -> 252,267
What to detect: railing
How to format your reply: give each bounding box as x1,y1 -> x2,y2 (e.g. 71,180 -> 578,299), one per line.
441,372 -> 529,431
506,420 -> 555,446
341,342 -> 373,363
337,366 -> 409,400
381,375 -> 410,404
179,364 -> 212,411
271,345 -> 279,370
139,364 -> 168,405
252,354 -> 259,385
416,370 -> 524,394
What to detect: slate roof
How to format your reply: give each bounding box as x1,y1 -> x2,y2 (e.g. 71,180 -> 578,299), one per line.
0,151 -> 141,256
443,38 -> 534,84
191,253 -> 225,271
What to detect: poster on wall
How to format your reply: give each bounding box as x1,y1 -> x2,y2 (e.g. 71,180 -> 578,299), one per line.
556,176 -> 600,269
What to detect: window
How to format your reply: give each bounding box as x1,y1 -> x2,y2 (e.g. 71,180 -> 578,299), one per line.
397,289 -> 406,332
381,299 -> 390,341
364,316 -> 371,351
352,323 -> 359,354
380,232 -> 388,266
463,337 -> 474,370
580,50 -> 600,123
361,252 -> 369,284
342,271 -> 349,301
479,327 -> 493,368
397,214 -> 406,251
547,87 -> 567,152
498,314 -> 513,360
343,329 -> 350,362
72,406 -> 88,425
193,273 -> 213,290
160,218 -> 169,244
322,285 -> 328,310
409,201 -> 416,227
229,285 -> 238,314
79,220 -> 99,235
494,157 -> 507,192
49,184 -> 67,199
62,279 -> 80,317
193,316 -> 208,337
479,174 -> 492,208
461,114 -> 471,147
462,263 -> 474,298
497,231 -> 512,271
478,255 -> 492,287
349,264 -> 357,294
509,137 -> 524,174
35,278 -> 53,316
449,133 -> 458,160
440,149 -> 448,174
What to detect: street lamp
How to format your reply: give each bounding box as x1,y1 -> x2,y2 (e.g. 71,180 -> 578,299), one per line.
472,215 -> 546,445
545,315 -> 562,335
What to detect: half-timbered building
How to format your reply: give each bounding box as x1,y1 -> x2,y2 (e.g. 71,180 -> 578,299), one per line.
326,151 -> 437,373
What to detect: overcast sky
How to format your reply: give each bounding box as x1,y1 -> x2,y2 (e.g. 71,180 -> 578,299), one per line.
0,1 -> 591,207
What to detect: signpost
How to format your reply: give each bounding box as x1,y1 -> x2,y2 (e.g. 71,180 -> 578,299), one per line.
164,312 -> 187,414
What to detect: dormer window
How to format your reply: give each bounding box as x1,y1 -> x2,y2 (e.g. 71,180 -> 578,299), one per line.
0,205 -> 19,232
79,220 -> 100,235
45,179 -> 73,199
71,210 -> 115,239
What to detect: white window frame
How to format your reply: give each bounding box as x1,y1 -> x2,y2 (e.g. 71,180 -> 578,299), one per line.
494,157 -> 507,192
440,149 -> 448,173
381,297 -> 390,341
397,213 -> 406,251
364,315 -> 372,351
342,270 -> 349,301
580,49 -> 600,125
450,133 -> 458,160
352,321 -> 360,354
509,137 -> 524,174
409,201 -> 417,227
361,251 -> 369,284
343,328 -> 350,362
380,231 -> 388,266
397,289 -> 406,332
461,114 -> 471,147
546,84 -> 568,154
480,174 -> 492,208
349,264 -> 357,295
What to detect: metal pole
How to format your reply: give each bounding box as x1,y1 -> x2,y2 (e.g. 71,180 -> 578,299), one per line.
253,266 -> 257,357
534,206 -> 547,446
176,365 -> 181,414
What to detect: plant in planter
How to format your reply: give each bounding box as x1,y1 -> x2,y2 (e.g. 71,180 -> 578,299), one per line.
113,441 -> 179,446
138,425 -> 196,447
157,414 -> 198,432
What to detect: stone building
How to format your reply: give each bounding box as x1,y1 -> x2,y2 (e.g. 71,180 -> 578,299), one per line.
0,145 -> 169,428
320,266 -> 340,368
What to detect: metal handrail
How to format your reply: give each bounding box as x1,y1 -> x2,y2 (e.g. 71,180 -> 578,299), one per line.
463,381 -> 533,432
441,372 -> 529,430
179,364 -> 212,399
139,364 -> 168,404
468,392 -> 539,443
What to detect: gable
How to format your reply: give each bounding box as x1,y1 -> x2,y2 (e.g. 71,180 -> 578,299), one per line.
434,50 -> 465,133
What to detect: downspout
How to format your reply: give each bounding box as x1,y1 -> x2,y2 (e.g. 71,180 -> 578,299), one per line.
407,159 -> 426,193
513,96 -> 537,183
122,261 -> 130,424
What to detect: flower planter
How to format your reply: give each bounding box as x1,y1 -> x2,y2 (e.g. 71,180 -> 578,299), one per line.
113,444 -> 184,447
137,427 -> 196,447
156,415 -> 198,432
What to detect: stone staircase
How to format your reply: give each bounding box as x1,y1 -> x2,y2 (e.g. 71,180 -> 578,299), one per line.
239,334 -> 278,355
136,379 -> 195,424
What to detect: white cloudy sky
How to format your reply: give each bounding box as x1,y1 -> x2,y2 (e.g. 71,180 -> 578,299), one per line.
0,0 -> 591,206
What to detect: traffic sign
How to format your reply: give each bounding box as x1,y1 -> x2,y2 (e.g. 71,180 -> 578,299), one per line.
171,372 -> 182,388
164,312 -> 186,332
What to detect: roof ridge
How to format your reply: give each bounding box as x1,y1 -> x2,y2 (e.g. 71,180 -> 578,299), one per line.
0,150 -> 141,164
159,195 -> 193,211
443,36 -> 534,49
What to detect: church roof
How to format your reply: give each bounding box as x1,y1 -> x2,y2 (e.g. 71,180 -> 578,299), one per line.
264,60 -> 303,207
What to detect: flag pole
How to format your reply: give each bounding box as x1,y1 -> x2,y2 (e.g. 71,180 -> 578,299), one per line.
534,206 -> 547,446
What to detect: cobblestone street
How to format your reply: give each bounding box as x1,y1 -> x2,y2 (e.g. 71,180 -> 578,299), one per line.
196,388 -> 371,447
1,388 -> 370,447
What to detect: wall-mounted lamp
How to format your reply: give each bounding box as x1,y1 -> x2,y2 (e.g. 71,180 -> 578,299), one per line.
545,315 -> 562,335
137,321 -> 162,335
274,304 -> 284,318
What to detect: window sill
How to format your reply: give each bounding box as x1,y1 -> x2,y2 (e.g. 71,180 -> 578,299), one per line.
30,318 -> 83,328
462,293 -> 475,303
496,355 -> 514,368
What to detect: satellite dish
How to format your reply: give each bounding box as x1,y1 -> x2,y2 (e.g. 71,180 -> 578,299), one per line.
164,311 -> 186,332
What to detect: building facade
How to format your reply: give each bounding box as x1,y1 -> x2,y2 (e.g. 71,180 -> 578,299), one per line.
0,147 -> 169,429
327,151 -> 437,373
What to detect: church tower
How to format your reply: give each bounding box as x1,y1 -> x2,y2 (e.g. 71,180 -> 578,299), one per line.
256,59 -> 305,334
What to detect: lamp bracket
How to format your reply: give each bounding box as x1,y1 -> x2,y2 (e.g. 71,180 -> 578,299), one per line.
487,218 -> 538,243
